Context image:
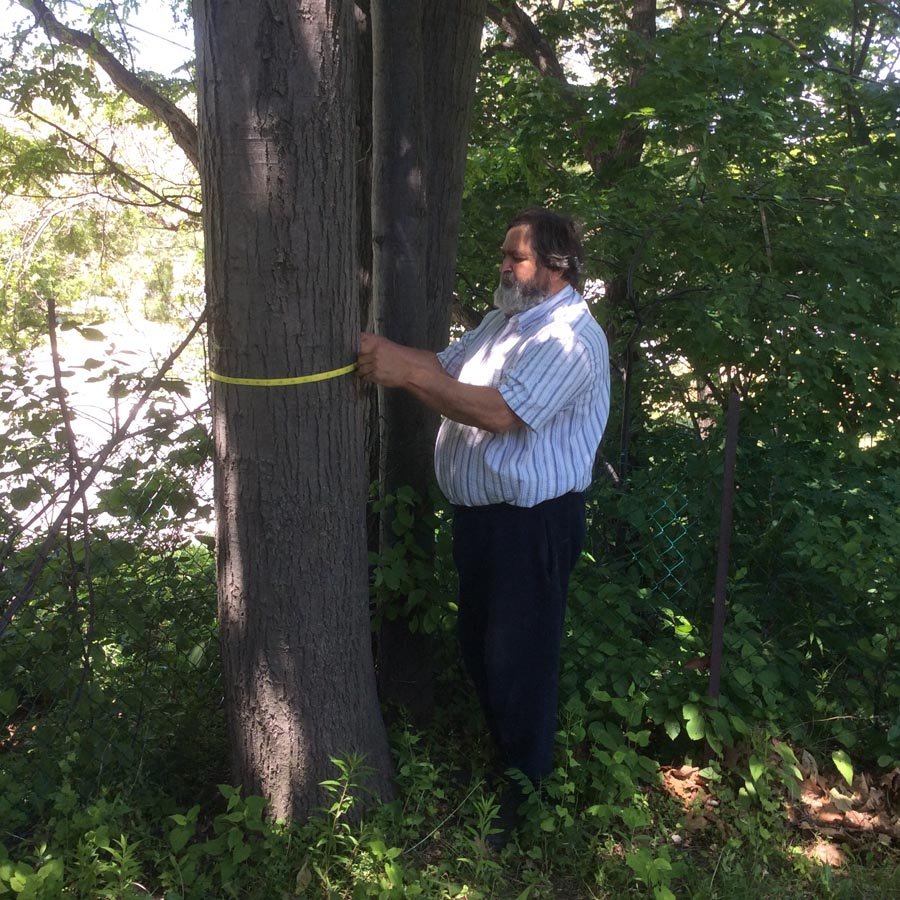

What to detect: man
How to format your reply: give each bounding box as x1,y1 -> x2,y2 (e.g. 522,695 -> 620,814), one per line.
358,208 -> 609,836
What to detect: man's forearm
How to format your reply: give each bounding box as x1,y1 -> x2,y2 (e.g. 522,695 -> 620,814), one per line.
357,332 -> 523,434
404,365 -> 522,434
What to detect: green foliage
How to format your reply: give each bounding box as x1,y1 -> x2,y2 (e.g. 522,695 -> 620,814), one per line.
369,485 -> 456,636
1,0 -> 898,896
0,13 -> 202,350
0,333 -> 219,843
465,0 -> 900,774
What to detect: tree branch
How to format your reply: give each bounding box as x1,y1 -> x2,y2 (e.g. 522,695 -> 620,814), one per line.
27,110 -> 201,217
853,10 -> 879,77
485,1 -> 605,174
47,293 -> 100,680
16,0 -> 199,169
486,1 -> 568,81
682,0 -> 895,86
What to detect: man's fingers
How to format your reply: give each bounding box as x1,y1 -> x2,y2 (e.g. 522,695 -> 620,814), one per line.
356,354 -> 378,383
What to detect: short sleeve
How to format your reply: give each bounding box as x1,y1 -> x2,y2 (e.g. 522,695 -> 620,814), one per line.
436,337 -> 469,378
498,337 -> 595,432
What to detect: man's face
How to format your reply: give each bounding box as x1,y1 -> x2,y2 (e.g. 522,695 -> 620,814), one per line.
494,224 -> 553,315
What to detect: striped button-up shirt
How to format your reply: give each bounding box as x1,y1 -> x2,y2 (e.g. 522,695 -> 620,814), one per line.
435,285 -> 610,508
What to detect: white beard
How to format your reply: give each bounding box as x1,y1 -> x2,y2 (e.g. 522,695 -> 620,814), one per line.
493,276 -> 547,316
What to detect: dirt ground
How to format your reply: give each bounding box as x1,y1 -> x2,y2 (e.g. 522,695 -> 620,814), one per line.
660,744 -> 900,867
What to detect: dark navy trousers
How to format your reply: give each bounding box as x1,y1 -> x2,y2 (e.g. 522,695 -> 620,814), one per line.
452,492 -> 585,783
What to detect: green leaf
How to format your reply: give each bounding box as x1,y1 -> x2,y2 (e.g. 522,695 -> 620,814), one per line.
79,326 -> 106,341
9,484 -> 41,510
0,689 -> 17,717
232,840 -> 252,864
682,703 -> 705,740
832,749 -> 854,788
619,806 -> 651,829
169,823 -> 194,853
749,755 -> 766,783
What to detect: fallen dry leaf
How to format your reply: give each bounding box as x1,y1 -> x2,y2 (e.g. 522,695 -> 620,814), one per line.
799,749 -> 819,780
880,767 -> 900,804
812,804 -> 846,826
862,787 -> 885,812
854,774 -> 870,805
800,777 -> 827,801
803,841 -> 847,867
829,788 -> 854,813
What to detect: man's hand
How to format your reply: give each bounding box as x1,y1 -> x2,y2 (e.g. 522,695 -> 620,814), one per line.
357,332 -> 420,388
357,332 -> 522,433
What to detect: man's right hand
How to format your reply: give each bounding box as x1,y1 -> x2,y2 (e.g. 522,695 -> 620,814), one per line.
357,332 -> 521,434
357,332 -> 419,388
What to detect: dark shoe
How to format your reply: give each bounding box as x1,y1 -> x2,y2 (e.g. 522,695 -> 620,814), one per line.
486,781 -> 524,851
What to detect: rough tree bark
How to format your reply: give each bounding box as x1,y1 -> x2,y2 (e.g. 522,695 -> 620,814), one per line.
422,1 -> 487,351
369,0 -> 486,719
369,0 -> 433,718
17,0 -> 484,800
193,0 -> 392,820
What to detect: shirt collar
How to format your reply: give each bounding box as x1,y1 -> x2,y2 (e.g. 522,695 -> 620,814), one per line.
507,284 -> 578,331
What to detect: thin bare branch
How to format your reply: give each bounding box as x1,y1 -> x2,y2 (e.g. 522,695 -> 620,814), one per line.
0,307 -> 207,637
26,110 -> 200,218
47,293 -> 99,685
46,294 -> 86,487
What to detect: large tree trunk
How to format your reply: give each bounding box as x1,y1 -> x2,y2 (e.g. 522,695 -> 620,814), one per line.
369,0 -> 485,719
423,0 -> 487,349
194,0 -> 392,821
370,0 -> 433,719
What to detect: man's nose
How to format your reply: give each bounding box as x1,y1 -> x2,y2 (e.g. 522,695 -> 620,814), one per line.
501,256 -> 513,273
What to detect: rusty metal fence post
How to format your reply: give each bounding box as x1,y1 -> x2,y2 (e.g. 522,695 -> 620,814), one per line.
708,383 -> 741,700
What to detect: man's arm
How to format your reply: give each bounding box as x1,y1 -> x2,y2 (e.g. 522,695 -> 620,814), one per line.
357,333 -> 523,434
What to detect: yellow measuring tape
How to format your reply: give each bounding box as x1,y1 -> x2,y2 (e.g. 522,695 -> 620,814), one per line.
209,362 -> 357,387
